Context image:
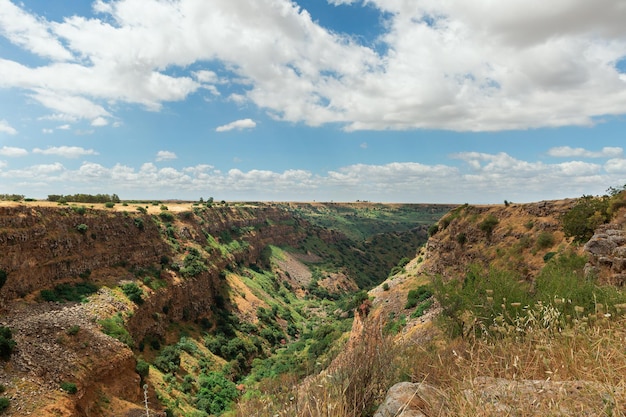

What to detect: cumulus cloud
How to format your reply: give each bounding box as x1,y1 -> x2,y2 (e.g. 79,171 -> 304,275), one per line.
156,151 -> 177,161
0,120 -> 17,135
1,0 -> 625,131
33,146 -> 99,158
547,146 -> 623,158
0,146 -> 27,157
91,117 -> 109,127
216,118 -> 257,132
1,149 -> 623,202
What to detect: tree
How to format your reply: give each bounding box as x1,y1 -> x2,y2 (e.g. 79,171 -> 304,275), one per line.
562,195 -> 609,242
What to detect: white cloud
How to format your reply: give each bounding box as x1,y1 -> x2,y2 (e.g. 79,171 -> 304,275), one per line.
547,146 -> 623,158
156,150 -> 177,161
1,0 -> 626,131
0,0 -> 73,61
91,116 -> 109,127
605,158 -> 626,173
0,120 -> 17,135
0,146 -> 27,157
216,118 -> 257,132
33,146 -> 98,158
0,149 -> 623,202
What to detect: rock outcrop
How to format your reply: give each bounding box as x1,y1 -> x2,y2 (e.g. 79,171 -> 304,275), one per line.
584,222 -> 626,286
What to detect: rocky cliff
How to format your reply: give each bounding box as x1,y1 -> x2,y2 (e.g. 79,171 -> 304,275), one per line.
0,202 -> 322,416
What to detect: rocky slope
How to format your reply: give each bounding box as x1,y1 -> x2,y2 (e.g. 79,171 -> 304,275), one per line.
0,202 -> 322,416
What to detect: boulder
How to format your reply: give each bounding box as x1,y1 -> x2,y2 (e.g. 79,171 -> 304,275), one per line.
584,237 -> 617,257
373,382 -> 443,417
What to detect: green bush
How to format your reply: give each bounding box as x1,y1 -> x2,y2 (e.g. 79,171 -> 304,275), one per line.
195,371 -> 238,415
66,325 -> 80,336
159,211 -> 174,222
536,231 -> 555,249
104,201 -> 115,208
75,223 -> 88,234
478,214 -> 499,237
0,327 -> 16,360
0,397 -> 9,413
136,359 -> 150,379
122,283 -> 144,305
136,206 -> 147,214
405,285 -> 433,309
428,223 -> 439,236
40,282 -> 98,303
562,195 -> 609,242
72,205 -> 86,215
134,217 -> 144,230
99,314 -> 134,347
60,382 -> 78,394
154,345 -> 181,374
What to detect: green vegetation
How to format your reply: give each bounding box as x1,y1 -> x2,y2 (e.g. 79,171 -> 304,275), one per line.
433,253 -> 626,338
195,371 -> 238,415
60,382 -> 78,394
75,223 -> 88,234
121,282 -> 144,305
0,194 -> 24,201
0,397 -> 9,413
40,282 -> 98,303
562,186 -> 626,242
478,214 -> 499,238
99,314 -> 133,347
48,194 -> 120,204
405,285 -> 433,309
0,327 -> 16,360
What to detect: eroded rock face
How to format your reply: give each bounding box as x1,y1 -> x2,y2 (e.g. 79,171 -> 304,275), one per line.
584,224 -> 626,284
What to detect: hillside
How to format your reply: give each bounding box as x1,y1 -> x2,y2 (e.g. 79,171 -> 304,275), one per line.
0,200 -> 446,417
292,194 -> 626,417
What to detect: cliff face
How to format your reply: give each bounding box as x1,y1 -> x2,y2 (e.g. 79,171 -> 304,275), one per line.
0,203 -> 317,416
419,200 -> 576,281
0,205 -> 168,300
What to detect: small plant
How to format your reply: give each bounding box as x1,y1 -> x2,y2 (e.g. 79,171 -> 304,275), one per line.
60,382 -> 78,394
122,283 -> 144,305
456,232 -> 467,245
66,325 -> 80,336
160,204 -> 168,211
405,285 -> 433,309
0,327 -> 16,360
76,223 -> 88,234
159,211 -> 174,222
479,214 -> 499,238
72,205 -> 86,215
136,359 -> 150,379
136,206 -> 147,214
382,283 -> 390,291
0,397 -> 9,413
134,217 -> 144,230
104,201 -> 115,208
536,231 -> 555,249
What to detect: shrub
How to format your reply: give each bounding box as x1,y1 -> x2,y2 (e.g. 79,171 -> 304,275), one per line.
122,283 -> 144,305
405,285 -> 433,309
479,214 -> 499,237
456,232 -> 467,245
104,201 -> 115,208
154,345 -> 181,374
66,325 -> 80,336
0,327 -> 16,360
0,397 -> 8,413
136,206 -> 147,214
136,359 -> 150,379
60,382 -> 77,394
195,371 -> 238,415
562,195 -> 609,242
134,217 -> 144,230
72,205 -> 86,215
159,211 -> 174,222
75,223 -> 88,234
536,231 -> 555,249
99,314 -> 134,347
382,283 -> 390,291
40,282 -> 98,303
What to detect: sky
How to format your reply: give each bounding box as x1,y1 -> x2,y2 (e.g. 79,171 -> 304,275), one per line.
0,0 -> 625,203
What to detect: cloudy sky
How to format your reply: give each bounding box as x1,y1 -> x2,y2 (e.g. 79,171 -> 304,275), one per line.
1,0 -> 625,203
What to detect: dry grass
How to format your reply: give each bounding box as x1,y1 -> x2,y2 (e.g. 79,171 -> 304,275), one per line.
403,307 -> 626,416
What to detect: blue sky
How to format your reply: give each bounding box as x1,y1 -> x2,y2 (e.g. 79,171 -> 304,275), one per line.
1,0 -> 625,203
